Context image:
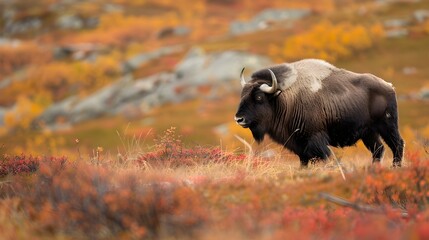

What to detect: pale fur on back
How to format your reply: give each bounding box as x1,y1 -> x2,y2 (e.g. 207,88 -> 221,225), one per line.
281,59 -> 337,92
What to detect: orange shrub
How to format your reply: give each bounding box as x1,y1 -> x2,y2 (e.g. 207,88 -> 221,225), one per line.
3,96 -> 46,131
138,127 -> 246,168
68,13 -> 181,47
0,42 -> 51,76
0,54 -> 120,106
358,154 -> 429,212
272,21 -> 385,62
0,154 -> 67,178
3,161 -> 208,239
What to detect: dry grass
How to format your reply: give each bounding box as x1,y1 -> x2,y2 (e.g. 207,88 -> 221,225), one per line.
0,130 -> 428,239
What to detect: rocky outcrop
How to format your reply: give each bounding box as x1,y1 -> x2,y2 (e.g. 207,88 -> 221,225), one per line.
414,9 -> 429,23
0,107 -> 6,126
157,26 -> 191,39
36,48 -> 272,128
53,43 -> 107,60
120,46 -> 184,73
230,8 -> 311,35
420,88 -> 429,100
383,8 -> 429,38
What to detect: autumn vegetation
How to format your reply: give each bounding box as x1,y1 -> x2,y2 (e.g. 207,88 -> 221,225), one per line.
269,21 -> 385,62
1,127 -> 429,239
2,0 -> 429,239
2,0 -> 429,139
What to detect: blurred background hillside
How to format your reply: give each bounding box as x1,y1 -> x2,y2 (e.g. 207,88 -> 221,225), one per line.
1,0 -> 429,157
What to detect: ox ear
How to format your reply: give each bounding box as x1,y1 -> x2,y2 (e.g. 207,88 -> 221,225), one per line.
269,64 -> 298,91
273,90 -> 282,97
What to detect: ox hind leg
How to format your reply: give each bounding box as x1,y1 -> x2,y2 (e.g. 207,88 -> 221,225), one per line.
376,115 -> 404,167
378,127 -> 404,167
362,131 -> 385,164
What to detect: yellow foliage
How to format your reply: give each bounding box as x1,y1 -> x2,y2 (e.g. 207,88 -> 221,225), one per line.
402,126 -> 420,154
421,124 -> 429,139
4,96 -> 45,130
216,122 -> 255,151
125,43 -> 150,58
72,2 -> 101,16
72,13 -> 181,46
277,21 -> 383,62
2,131 -> 68,156
24,132 -> 67,156
369,23 -> 385,40
0,53 -> 121,105
423,19 -> 429,34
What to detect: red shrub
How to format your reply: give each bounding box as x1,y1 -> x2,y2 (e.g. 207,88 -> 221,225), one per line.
137,127 -> 245,167
357,154 -> 429,213
0,154 -> 67,177
4,162 -> 207,239
137,146 -> 245,167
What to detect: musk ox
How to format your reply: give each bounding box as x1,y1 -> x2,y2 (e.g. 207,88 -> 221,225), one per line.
234,59 -> 404,167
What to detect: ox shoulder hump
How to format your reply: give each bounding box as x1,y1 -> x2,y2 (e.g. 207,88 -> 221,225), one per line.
297,59 -> 336,68
293,59 -> 337,74
291,59 -> 337,92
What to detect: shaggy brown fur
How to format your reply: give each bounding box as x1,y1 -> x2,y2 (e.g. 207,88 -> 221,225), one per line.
235,59 -> 404,167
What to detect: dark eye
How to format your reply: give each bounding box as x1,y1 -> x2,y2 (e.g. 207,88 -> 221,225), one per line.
255,95 -> 263,102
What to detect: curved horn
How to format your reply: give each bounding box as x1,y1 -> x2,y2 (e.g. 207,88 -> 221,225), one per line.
240,67 -> 246,87
259,69 -> 278,94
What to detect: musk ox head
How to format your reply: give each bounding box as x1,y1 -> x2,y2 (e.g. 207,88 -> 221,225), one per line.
234,67 -> 283,142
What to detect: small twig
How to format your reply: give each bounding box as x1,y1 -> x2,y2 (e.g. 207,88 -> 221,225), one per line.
319,192 -> 409,218
75,138 -> 82,161
283,128 -> 300,147
328,146 -> 346,181
234,135 -> 253,157
234,135 -> 254,171
319,192 -> 381,213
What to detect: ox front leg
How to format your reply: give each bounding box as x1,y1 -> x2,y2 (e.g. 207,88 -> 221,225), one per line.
299,156 -> 310,168
298,137 -> 331,168
298,152 -> 330,168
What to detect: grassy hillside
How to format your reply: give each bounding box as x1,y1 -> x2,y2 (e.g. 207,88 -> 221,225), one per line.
2,0 -> 429,156
1,1 -> 429,239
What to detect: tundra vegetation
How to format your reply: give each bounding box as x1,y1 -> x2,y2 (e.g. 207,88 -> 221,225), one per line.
1,0 -> 429,239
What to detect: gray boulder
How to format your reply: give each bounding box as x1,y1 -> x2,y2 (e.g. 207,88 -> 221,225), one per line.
384,18 -> 410,28
230,8 -> 311,35
36,48 -> 272,128
5,18 -> 42,35
175,48 -> 271,85
414,9 -> 429,23
157,26 -> 191,39
56,14 -> 83,29
35,96 -> 78,127
0,107 -> 6,126
120,46 -> 184,73
420,88 -> 429,100
385,29 -> 409,38
0,38 -> 21,47
68,75 -> 135,123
